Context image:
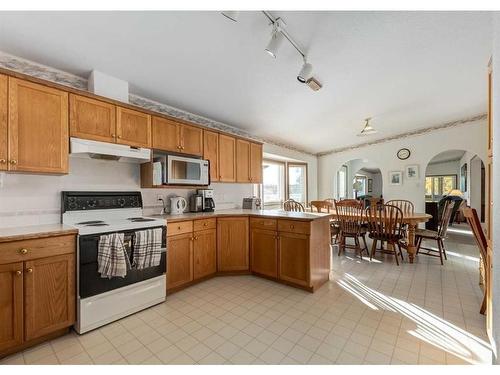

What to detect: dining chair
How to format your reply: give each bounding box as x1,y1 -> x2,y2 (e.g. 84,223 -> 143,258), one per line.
283,199 -> 305,212
463,207 -> 488,314
310,200 -> 331,212
386,199 -> 414,238
415,199 -> 454,265
323,198 -> 340,244
365,204 -> 405,265
334,199 -> 368,258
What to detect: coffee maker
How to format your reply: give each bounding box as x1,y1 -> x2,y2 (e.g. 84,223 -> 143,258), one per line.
197,189 -> 215,212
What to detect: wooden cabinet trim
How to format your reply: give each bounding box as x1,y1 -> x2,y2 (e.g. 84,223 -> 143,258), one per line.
0,74 -> 7,171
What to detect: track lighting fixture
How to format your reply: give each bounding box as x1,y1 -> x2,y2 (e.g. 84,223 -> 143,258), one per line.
221,11 -> 239,22
220,11 -> 322,89
358,118 -> 378,136
297,61 -> 313,83
265,24 -> 285,58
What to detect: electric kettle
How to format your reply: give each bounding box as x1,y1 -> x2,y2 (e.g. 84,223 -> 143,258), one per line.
170,196 -> 187,215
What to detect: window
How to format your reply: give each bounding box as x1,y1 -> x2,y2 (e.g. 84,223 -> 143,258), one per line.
337,165 -> 348,199
425,175 -> 457,201
259,160 -> 308,209
288,164 -> 307,204
262,160 -> 285,208
353,175 -> 367,197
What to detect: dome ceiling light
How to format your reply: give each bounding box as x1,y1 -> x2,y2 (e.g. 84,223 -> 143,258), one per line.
221,11 -> 322,91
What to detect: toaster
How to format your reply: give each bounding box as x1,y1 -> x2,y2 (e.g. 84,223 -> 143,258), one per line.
242,197 -> 262,210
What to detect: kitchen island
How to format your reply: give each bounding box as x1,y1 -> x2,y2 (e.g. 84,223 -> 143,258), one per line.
151,209 -> 333,293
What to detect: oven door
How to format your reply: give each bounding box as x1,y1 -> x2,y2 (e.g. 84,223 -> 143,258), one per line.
166,155 -> 209,185
78,226 -> 167,299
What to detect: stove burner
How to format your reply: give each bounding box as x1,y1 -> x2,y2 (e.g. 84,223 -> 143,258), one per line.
127,217 -> 143,220
85,223 -> 110,227
129,218 -> 156,222
76,220 -> 105,225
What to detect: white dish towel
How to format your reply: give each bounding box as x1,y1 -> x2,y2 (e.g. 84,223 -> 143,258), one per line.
97,232 -> 130,278
132,228 -> 163,269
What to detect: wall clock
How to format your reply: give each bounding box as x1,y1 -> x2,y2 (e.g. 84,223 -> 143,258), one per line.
397,148 -> 411,160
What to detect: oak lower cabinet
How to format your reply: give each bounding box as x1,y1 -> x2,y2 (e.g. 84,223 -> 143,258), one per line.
167,232 -> 194,291
0,234 -> 76,357
193,228 -> 217,279
217,217 -> 249,272
250,228 -> 278,278
8,78 -> 69,174
278,232 -> 310,287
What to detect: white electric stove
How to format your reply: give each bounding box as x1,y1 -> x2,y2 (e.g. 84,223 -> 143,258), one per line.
61,191 -> 167,334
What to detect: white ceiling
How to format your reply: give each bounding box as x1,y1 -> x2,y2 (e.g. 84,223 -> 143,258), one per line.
0,11 -> 492,153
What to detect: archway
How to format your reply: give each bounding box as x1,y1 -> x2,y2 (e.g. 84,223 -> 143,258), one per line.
425,150 -> 486,226
335,158 -> 383,201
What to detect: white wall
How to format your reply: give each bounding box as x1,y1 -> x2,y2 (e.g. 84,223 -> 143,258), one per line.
318,119 -> 488,214
426,160 -> 460,176
0,157 -> 254,228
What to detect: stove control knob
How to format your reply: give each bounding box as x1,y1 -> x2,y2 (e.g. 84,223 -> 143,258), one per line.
87,199 -> 97,208
118,198 -> 126,207
68,202 -> 77,210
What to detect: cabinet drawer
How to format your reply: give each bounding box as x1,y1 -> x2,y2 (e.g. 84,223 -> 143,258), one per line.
167,221 -> 193,237
0,235 -> 75,264
194,218 -> 216,232
250,217 -> 277,230
278,220 -> 310,235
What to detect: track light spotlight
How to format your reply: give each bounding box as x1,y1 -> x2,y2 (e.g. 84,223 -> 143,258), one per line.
221,11 -> 239,22
265,26 -> 284,58
297,61 -> 313,83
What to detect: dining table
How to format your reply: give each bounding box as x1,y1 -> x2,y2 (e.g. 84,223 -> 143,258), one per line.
309,206 -> 432,263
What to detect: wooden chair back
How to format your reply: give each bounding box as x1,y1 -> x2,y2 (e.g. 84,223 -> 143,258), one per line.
334,199 -> 364,235
310,200 -> 331,213
463,207 -> 488,315
324,198 -> 336,209
386,199 -> 414,215
365,204 -> 404,242
438,199 -> 454,238
463,207 -> 488,262
283,199 -> 305,212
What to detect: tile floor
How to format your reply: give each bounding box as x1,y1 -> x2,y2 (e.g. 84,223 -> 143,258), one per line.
0,224 -> 492,365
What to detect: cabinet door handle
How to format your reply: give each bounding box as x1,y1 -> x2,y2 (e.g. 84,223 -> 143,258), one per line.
203,223 -> 208,226
177,226 -> 181,230
0,159 -> 5,164
10,160 -> 17,165
190,237 -> 194,241
19,248 -> 28,255
15,270 -> 22,276
117,135 -> 122,139
26,268 -> 33,273
111,134 -> 116,138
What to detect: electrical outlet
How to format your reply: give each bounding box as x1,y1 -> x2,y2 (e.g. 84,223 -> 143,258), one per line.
157,194 -> 163,202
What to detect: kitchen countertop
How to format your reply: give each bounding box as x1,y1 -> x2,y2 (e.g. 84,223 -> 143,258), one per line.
0,224 -> 78,243
151,208 -> 334,222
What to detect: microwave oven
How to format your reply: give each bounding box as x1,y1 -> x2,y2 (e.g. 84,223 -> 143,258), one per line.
155,155 -> 210,186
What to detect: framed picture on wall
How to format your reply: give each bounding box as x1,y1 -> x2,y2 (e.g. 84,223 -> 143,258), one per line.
389,171 -> 403,185
460,163 -> 467,192
405,165 -> 419,180
367,179 -> 373,193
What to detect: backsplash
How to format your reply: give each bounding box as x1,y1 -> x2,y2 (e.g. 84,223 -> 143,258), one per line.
0,157 -> 254,228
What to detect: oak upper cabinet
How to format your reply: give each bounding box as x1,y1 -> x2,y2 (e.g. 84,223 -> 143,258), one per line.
193,228 -> 217,280
152,116 -> 202,155
69,94 -> 116,143
250,143 -> 263,183
0,262 -> 23,353
23,254 -> 75,341
236,139 -> 251,183
152,116 -> 179,152
218,134 -> 236,182
250,229 -> 278,278
0,74 -> 7,171
181,124 -> 203,156
8,78 -> 68,174
167,233 -> 194,290
278,231 -> 310,287
203,130 -> 219,182
217,217 -> 249,271
116,107 -> 151,148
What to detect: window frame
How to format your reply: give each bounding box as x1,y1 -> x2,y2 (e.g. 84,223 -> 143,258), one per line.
257,159 -> 309,208
337,164 -> 348,199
